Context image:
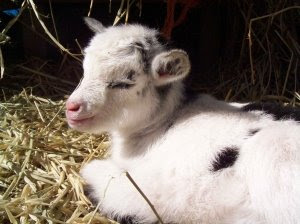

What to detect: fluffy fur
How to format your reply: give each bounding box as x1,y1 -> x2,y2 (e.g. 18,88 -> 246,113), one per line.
66,18 -> 300,224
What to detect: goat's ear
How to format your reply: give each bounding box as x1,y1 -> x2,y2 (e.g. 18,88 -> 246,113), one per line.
151,49 -> 191,86
84,17 -> 106,33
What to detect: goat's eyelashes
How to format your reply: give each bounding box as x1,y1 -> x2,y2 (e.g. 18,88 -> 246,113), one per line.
107,82 -> 135,89
107,70 -> 136,89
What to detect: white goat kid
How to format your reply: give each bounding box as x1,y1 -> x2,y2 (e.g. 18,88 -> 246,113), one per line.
66,18 -> 300,224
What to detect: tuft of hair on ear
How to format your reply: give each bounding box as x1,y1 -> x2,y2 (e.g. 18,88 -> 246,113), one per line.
151,49 -> 191,86
84,17 -> 106,33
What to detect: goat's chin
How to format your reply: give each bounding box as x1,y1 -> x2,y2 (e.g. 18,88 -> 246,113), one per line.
68,116 -> 113,134
68,120 -> 93,132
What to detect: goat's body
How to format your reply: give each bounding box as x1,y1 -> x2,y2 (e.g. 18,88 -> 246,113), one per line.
66,21 -> 300,224
82,94 -> 300,224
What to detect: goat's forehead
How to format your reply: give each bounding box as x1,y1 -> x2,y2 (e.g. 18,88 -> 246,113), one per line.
83,51 -> 144,81
85,25 -> 158,52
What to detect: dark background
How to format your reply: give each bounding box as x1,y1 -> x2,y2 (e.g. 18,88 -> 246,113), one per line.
1,0 -> 299,102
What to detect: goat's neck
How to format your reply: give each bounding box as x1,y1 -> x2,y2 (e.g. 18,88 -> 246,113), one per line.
111,83 -> 184,161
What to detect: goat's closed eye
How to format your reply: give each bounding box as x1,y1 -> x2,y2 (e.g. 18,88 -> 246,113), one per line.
107,82 -> 135,89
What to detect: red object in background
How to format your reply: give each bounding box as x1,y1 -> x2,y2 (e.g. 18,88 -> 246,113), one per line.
162,0 -> 201,39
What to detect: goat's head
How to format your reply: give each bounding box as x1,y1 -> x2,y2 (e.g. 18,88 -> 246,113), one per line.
66,18 -> 191,134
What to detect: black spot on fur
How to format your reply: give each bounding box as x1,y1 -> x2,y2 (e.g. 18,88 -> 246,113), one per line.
112,215 -> 139,224
241,102 -> 300,121
156,84 -> 172,99
249,128 -> 260,136
212,147 -> 239,172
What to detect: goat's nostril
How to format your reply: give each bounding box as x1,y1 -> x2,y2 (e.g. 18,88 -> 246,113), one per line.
66,101 -> 81,112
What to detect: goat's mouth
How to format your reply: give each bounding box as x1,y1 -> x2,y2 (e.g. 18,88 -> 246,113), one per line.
67,116 -> 95,127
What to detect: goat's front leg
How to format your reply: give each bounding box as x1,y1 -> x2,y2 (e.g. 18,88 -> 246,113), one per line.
80,159 -> 157,223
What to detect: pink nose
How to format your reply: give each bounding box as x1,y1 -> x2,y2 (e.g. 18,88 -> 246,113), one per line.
66,101 -> 81,112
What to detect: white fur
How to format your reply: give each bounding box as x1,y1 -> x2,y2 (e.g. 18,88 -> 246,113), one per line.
66,21 -> 300,224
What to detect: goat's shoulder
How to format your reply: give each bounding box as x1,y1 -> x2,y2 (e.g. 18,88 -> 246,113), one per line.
176,93 -> 246,123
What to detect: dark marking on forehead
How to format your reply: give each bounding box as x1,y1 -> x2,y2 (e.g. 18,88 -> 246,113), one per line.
241,102 -> 300,121
128,42 -> 143,56
130,35 -> 169,74
212,147 -> 239,172
141,50 -> 151,72
131,41 -> 151,73
126,70 -> 136,81
125,46 -> 135,55
132,41 -> 145,49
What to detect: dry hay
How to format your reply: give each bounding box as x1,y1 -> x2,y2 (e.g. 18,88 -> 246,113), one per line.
0,89 -> 116,224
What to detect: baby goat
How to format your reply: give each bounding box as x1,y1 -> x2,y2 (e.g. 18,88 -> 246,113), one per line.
66,18 -> 300,224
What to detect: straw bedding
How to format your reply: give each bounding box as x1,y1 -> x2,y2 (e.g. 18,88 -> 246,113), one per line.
0,90 -> 114,224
